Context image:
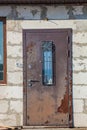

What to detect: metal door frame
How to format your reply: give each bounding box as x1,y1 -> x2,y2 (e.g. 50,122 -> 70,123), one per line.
23,29 -> 73,127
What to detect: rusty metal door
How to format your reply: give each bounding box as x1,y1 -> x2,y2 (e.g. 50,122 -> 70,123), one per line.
23,29 -> 72,127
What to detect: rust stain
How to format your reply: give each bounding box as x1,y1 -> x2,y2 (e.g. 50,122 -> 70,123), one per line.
69,95 -> 72,121
27,42 -> 35,52
57,89 -> 68,113
65,77 -> 68,80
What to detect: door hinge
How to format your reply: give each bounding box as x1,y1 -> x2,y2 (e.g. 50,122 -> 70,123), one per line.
68,50 -> 70,57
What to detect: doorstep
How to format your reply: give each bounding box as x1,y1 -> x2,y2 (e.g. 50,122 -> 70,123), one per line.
22,126 -> 87,130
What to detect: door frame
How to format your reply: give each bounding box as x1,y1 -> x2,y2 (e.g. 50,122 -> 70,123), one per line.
23,29 -> 73,127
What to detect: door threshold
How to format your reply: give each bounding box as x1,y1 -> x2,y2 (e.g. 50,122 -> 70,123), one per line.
23,126 -> 70,129
22,126 -> 87,130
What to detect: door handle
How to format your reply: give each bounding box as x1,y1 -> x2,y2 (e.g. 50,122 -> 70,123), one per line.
28,79 -> 40,87
28,80 -> 39,83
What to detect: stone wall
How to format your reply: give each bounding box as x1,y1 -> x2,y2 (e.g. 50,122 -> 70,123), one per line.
0,5 -> 87,127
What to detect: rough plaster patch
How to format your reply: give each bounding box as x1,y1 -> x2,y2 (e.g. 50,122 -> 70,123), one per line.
0,6 -> 11,16
16,5 -> 69,20
16,6 -> 40,19
66,6 -> 87,19
82,6 -> 87,18
66,6 -> 75,19
30,9 -> 39,17
0,5 -> 86,20
73,6 -> 83,15
7,5 -> 19,19
40,6 -> 47,19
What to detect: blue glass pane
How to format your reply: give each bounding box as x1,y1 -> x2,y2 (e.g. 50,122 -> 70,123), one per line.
42,41 -> 54,86
0,22 -> 3,80
0,72 -> 3,80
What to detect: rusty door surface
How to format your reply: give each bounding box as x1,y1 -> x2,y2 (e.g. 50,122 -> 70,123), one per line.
23,29 -> 72,127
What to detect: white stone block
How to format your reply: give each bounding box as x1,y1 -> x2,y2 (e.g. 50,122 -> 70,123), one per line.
0,114 -> 16,126
75,20 -> 87,32
7,45 -> 22,58
7,31 -> 22,45
0,100 -> 8,113
0,121 -> 4,126
73,45 -> 87,58
73,86 -> 87,99
74,113 -> 87,127
73,58 -> 87,71
3,119 -> 17,126
0,86 -> 23,99
7,20 -> 22,32
7,58 -> 23,72
73,72 -> 87,85
7,72 -> 23,85
10,100 -> 23,113
73,32 -> 87,44
73,99 -> 84,113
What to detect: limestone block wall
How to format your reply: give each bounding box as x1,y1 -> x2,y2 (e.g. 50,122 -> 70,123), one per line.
0,5 -> 87,127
